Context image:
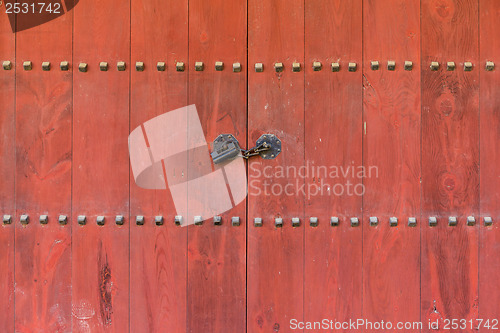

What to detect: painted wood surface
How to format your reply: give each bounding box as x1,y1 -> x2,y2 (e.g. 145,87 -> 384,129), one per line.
304,0 -> 363,330
72,0 -> 130,330
129,0 -> 188,332
421,0 -> 480,332
362,0 -> 421,331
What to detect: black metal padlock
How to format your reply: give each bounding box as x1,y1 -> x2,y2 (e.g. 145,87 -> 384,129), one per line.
211,134 -> 241,164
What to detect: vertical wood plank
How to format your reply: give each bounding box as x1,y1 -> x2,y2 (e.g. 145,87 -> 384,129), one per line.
362,0 -> 421,331
479,0 -> 500,330
304,0 -> 363,328
72,0 -> 130,331
187,0 -> 247,331
421,0 -> 479,331
14,8 -> 73,332
0,6 -> 15,332
248,0 -> 305,331
129,0 -> 188,331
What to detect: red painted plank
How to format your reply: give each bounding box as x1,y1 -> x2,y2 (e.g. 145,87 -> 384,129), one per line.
0,7 -> 15,332
304,0 -> 363,329
362,0 -> 421,331
72,0 -> 130,331
248,0 -> 305,331
421,0 -> 479,332
129,0 -> 188,331
479,1 -> 500,331
187,1 -> 247,331
14,9 -> 73,332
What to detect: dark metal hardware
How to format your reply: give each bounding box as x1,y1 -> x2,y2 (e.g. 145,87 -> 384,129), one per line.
115,215 -> 124,225
3,215 -> 12,225
42,62 -> 51,71
40,215 -> 48,224
155,215 -> 164,226
232,216 -> 240,226
78,215 -> 86,225
60,61 -> 69,71
97,216 -> 105,226
310,217 -> 318,227
59,215 -> 68,225
408,217 -> 417,227
467,216 -> 475,226
448,216 -> 457,226
369,216 -> 378,226
275,217 -> 283,228
213,215 -> 222,225
389,217 -> 398,227
194,216 -> 203,226
387,61 -> 396,70
350,217 -> 359,227
175,215 -> 182,226
157,62 -> 166,71
484,216 -> 493,226
429,216 -> 437,226
20,214 -> 30,225
211,133 -> 281,164
292,217 -> 300,227
254,217 -> 263,227
330,216 -> 339,226
100,62 -> 108,71
136,215 -> 145,225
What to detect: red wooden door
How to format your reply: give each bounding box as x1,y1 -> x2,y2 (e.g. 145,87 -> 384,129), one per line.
0,0 -> 499,332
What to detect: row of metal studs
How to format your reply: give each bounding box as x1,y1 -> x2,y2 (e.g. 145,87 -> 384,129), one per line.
3,214 -> 494,227
2,60 -> 496,72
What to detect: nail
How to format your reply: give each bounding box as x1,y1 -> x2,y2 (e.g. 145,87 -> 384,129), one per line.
97,216 -> 105,226
350,217 -> 359,227
60,61 -> 69,71
387,60 -> 396,71
195,62 -> 204,71
404,61 -> 413,71
155,215 -> 164,226
215,61 -> 224,71
254,62 -> 263,72
389,217 -> 398,227
100,62 -> 108,71
40,215 -> 48,224
467,216 -> 476,226
292,217 -> 300,227
175,215 -> 182,226
232,216 -> 240,226
213,215 -> 222,225
331,62 -> 340,72
330,216 -> 339,226
309,217 -> 318,227
117,61 -> 126,71
254,217 -> 263,227
275,217 -> 283,228
42,62 -> 51,71
408,217 -> 417,227
370,61 -> 379,70
429,216 -> 437,226
77,215 -> 86,225
369,216 -> 378,226
233,62 -> 242,72
157,62 -> 166,71
448,216 -> 457,226
136,215 -> 144,225
115,215 -> 124,225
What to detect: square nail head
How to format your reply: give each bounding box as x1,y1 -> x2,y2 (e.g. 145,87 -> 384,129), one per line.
348,62 -> 357,72
404,61 -> 413,71
23,61 -> 32,71
350,217 -> 359,227
115,215 -> 124,225
484,216 -> 493,226
97,216 -> 105,226
77,215 -> 87,225
79,63 -> 88,72
430,62 -> 439,71
155,215 -> 164,226
254,63 -> 263,72
274,62 -> 284,72
275,217 -> 283,227
387,60 -> 396,71
292,62 -> 301,72
42,62 -> 51,71
447,62 -> 456,71
232,216 -> 240,226
157,62 -> 166,71
39,215 -> 48,224
254,217 -> 263,227
60,61 -> 69,71
136,215 -> 145,225
2,61 -> 12,70
330,216 -> 339,226
117,61 -> 126,71
370,61 -> 379,70
100,62 -> 109,71
176,62 -> 185,72
194,216 -> 203,225
3,215 -> 12,225
195,61 -> 204,71
309,217 -> 318,227
174,215 -> 182,226
408,217 -> 417,227
486,61 -> 495,71
59,215 -> 68,225
389,217 -> 398,227
292,217 -> 300,227
20,214 -> 29,225
464,62 -> 473,71
467,216 -> 476,226
233,62 -> 242,73
215,61 -> 224,71
331,62 -> 340,72
429,216 -> 437,226
135,61 -> 145,71
213,215 -> 222,225
312,61 -> 322,71
448,216 -> 457,226
369,216 -> 378,226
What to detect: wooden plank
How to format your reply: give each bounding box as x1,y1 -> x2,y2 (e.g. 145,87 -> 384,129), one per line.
247,0 -> 305,331
362,0 -> 421,331
129,0 -> 188,331
304,0 -> 363,328
479,1 -> 500,331
72,0 -> 130,331
0,6 -> 15,332
14,7 -> 73,332
421,0 -> 479,331
187,0 -> 247,331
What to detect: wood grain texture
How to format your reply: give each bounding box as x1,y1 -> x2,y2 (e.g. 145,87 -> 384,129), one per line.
304,0 -> 363,328
479,0 -> 500,330
72,0 -> 130,330
14,9 -> 73,332
362,0 -> 421,330
187,0 -> 247,331
0,6 -> 15,332
129,0 -> 188,331
421,0 -> 479,331
247,0 -> 305,331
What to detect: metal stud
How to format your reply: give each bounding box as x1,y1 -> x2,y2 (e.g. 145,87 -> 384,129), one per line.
77,215 -> 86,225
2,61 -> 12,70
387,60 -> 396,71
174,215 -> 182,226
136,215 -> 144,225
233,62 -> 242,73
254,63 -> 263,72
484,216 -> 493,226
430,62 -> 439,71
136,62 -> 145,71
274,62 -> 284,72
59,215 -> 68,225
350,217 -> 359,227
20,214 -> 29,225
370,61 -> 379,70
292,217 -> 300,227
348,62 -> 357,72
467,216 -> 476,226
60,61 -> 69,71
389,217 -> 398,227
23,61 -> 32,71
176,62 -> 185,72
292,62 -> 301,72
429,216 -> 437,227
275,217 -> 283,228
447,62 -> 455,71
157,62 -> 166,71
39,215 -> 48,224
99,62 -> 108,71
195,62 -> 204,71
448,216 -> 457,226
115,215 -> 124,225
404,61 -> 413,71
42,62 -> 51,71
215,61 -> 224,71
254,217 -> 263,227
117,61 -> 126,71
155,215 -> 164,226
232,216 -> 240,226
97,216 -> 105,226
464,62 -> 473,71
312,61 -> 322,71
310,217 -> 318,227
79,63 -> 88,72
330,216 -> 339,226
194,216 -> 203,226
408,217 -> 417,227
3,215 -> 12,225
485,61 -> 495,71
369,216 -> 378,226
213,215 -> 222,226
331,62 -> 340,72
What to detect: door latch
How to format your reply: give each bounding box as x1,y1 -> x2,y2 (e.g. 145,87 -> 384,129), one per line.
211,133 -> 282,164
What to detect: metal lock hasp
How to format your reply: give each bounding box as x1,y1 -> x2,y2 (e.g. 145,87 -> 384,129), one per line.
211,133 -> 282,164
211,134 -> 242,164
